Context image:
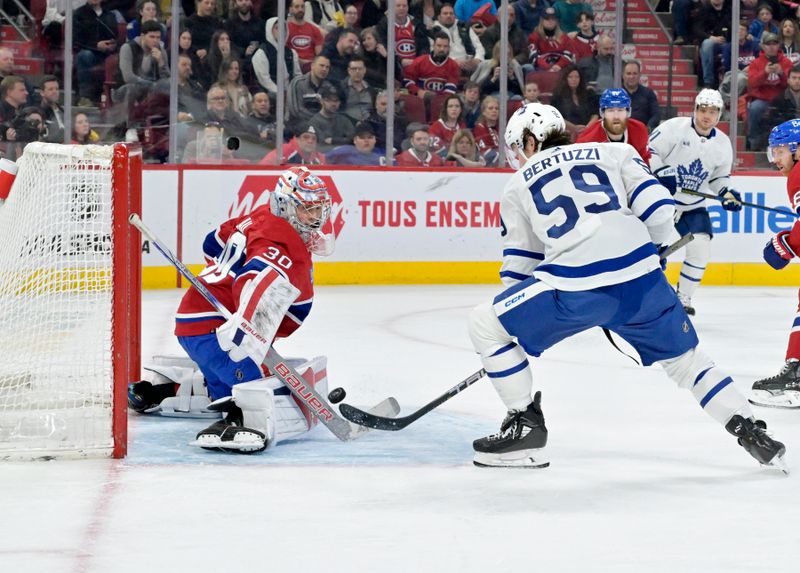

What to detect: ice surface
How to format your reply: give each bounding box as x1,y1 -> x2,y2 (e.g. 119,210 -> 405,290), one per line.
1,285 -> 799,572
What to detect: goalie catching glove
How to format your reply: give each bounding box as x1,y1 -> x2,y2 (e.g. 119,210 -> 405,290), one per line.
216,266 -> 300,364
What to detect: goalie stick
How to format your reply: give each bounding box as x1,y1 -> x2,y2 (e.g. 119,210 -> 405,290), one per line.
128,214 -> 396,441
681,189 -> 800,218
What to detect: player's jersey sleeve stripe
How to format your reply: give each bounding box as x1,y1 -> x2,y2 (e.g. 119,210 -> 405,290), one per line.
700,377 -> 733,408
503,248 -> 544,260
176,311 -> 226,323
630,179 -> 661,205
534,243 -> 656,279
286,299 -> 313,324
639,198 -> 675,221
500,270 -> 533,282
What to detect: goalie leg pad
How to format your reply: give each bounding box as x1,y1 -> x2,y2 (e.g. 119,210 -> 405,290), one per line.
677,232 -> 711,300
659,346 -> 752,424
142,357 -> 215,417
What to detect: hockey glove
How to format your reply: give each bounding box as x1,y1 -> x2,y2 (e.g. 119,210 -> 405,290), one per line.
655,167 -> 677,195
764,231 -> 796,270
656,244 -> 670,271
718,187 -> 742,212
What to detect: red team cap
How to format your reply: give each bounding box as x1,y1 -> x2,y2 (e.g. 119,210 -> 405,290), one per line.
470,4 -> 497,28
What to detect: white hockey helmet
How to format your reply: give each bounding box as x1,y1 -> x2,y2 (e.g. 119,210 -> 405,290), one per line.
505,103 -> 566,158
270,166 -> 334,254
695,88 -> 724,111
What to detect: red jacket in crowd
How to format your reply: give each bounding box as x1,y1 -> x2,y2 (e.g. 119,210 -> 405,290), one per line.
748,51 -> 793,102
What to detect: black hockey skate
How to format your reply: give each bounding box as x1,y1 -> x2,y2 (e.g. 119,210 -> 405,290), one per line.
725,415 -> 788,473
473,391 -> 549,468
127,381 -> 177,413
194,399 -> 268,454
749,361 -> 800,409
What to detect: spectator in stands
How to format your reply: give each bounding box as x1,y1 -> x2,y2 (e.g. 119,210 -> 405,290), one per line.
244,90 -> 276,147
225,0 -> 265,64
396,125 -> 445,166
527,6 -> 573,73
288,0 -> 326,72
446,128 -> 486,167
73,0 -> 120,106
550,63 -> 598,137
779,18 -> 800,64
455,0 -> 496,23
182,122 -> 235,163
176,53 -> 207,122
217,57 -> 252,117
432,2 -> 485,75
365,90 -> 408,152
523,80 -> 541,104
461,80 -> 482,127
72,112 -> 100,145
0,48 -> 15,88
377,0 -> 430,68
471,41 -> 525,97
552,0 -> 593,35
186,0 -> 223,56
322,28 -> 359,85
670,0 -> 695,45
577,33 -> 613,93
480,4 -> 528,65
749,3 -> 779,43
0,77 -> 29,144
118,20 -> 171,90
202,83 -> 258,143
622,59 -> 661,130
201,30 -> 238,90
429,93 -> 465,157
253,17 -> 303,97
568,11 -> 598,62
769,65 -> 800,127
404,32 -> 462,104
309,84 -> 356,151
411,0 -> 443,30
342,4 -> 362,34
340,56 -> 376,123
259,122 -> 327,164
326,120 -> 386,165
305,0 -> 344,33
472,95 -> 501,165
748,31 -> 793,150
513,0 -> 547,36
178,28 -> 203,79
720,20 -> 759,104
127,0 -> 167,42
34,76 -> 65,143
287,54 -> 334,129
695,0 -> 733,88
360,27 -> 391,88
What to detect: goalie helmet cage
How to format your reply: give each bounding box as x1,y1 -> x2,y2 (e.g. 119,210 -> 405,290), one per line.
0,143 -> 141,460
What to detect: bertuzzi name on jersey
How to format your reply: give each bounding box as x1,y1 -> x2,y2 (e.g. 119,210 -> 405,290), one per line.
522,147 -> 602,180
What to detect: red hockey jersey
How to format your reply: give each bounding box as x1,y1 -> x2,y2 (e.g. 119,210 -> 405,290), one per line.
395,17 -> 420,59
287,21 -> 324,61
175,205 -> 314,339
783,160 -> 800,251
403,55 -> 460,95
473,121 -> 499,152
527,31 -> 573,70
395,149 -> 445,167
428,118 -> 465,153
575,117 -> 652,166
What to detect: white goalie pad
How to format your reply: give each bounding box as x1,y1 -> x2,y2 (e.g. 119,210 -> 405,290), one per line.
142,355 -> 217,418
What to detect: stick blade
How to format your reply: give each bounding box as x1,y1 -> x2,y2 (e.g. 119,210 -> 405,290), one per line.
339,402 -> 407,431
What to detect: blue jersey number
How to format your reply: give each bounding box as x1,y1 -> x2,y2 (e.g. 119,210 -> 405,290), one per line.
528,165 -> 618,239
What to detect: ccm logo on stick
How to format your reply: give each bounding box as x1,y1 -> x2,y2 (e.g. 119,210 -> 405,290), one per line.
274,362 -> 334,422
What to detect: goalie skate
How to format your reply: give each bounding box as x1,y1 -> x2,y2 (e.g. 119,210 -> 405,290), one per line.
192,398 -> 270,454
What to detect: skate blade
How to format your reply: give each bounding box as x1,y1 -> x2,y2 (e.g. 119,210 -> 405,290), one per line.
761,453 -> 791,476
748,390 -> 800,409
191,433 -> 267,453
473,448 -> 550,469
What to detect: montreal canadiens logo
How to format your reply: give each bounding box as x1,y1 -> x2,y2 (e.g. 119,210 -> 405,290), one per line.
397,39 -> 416,55
230,174 -> 345,240
291,36 -> 312,49
424,78 -> 446,92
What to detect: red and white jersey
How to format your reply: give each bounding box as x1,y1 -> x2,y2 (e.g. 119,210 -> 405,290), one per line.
395,149 -> 445,167
175,205 -> 314,339
403,55 -> 460,95
395,17 -> 419,59
527,31 -> 573,70
473,121 -> 499,152
287,20 -> 324,61
784,160 -> 800,251
428,119 -> 464,153
569,32 -> 598,61
576,117 -> 652,166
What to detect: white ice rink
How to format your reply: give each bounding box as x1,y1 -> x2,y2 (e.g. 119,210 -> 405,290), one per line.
2,285 -> 800,572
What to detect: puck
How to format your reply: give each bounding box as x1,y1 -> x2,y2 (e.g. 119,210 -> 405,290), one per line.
328,387 -> 346,404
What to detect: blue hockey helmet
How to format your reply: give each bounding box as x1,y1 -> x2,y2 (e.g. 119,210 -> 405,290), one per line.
767,119 -> 800,161
599,88 -> 631,114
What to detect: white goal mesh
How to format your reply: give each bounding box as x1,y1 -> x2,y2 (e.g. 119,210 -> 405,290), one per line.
0,143 -> 139,459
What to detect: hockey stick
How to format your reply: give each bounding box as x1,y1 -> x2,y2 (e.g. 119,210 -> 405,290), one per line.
338,368 -> 487,431
681,189 -> 800,218
661,232 -> 694,260
128,213 -> 381,442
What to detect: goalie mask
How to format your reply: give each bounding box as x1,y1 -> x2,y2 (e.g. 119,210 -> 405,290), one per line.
270,166 -> 334,255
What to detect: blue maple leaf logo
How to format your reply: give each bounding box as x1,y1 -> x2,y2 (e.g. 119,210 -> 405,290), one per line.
676,159 -> 709,192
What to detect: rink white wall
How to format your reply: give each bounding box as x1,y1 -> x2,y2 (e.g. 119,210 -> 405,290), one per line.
140,165 -> 799,288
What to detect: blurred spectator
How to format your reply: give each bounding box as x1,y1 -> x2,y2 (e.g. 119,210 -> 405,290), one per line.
695,0 -> 732,88
568,11 -> 598,62
748,32 -> 793,149
127,0 -> 167,42
186,0 -> 224,56
352,0 -> 388,29
377,0 -> 430,68
527,6 -> 573,73
0,48 -> 15,86
622,59 -> 660,130
309,85 -> 356,151
0,76 -> 29,144
769,65 -> 800,127
217,57 -> 252,117
455,0 -> 496,23
42,0 -> 90,51
253,17 -> 303,96
176,54 -> 207,121
73,0 -> 120,106
202,83 -> 258,143
720,20 -> 759,104
552,0 -> 593,35
72,112 -> 100,145
365,90 -> 408,152
513,0 -> 547,36
411,0 -> 443,30
523,80 -> 540,103
446,128 -> 486,167
360,27 -> 390,88
340,56 -> 376,123
577,34 -> 614,93
288,0 -> 326,72
259,122 -> 327,164
225,0 -> 266,63
342,4 -> 362,34
432,2 -> 485,75
404,33 -> 461,100
480,4 -> 528,65
178,28 -> 204,79
461,80 -> 482,127
17,107 -> 48,144
305,0 -> 345,34
428,93 -> 465,156
472,42 -> 525,97
326,121 -> 386,164
670,0 -> 697,45
118,20 -> 171,89
749,3 -> 779,43
779,18 -> 800,64
201,30 -> 238,89
287,55 -> 334,128
238,90 -> 276,160
183,122 -> 235,162
322,28 -> 360,84
34,76 -> 65,143
396,125 -> 446,166
550,64 -> 598,136
472,95 -> 501,165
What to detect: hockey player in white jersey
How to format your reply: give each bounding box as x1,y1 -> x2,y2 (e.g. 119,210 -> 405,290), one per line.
467,103 -> 787,472
647,89 -> 742,315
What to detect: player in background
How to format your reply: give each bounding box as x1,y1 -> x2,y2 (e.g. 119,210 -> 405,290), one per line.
467,103 -> 787,471
750,119 -> 800,408
648,89 -> 743,315
576,88 -> 651,166
128,166 -> 335,453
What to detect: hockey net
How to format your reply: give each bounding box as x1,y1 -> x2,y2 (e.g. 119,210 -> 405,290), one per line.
0,143 -> 141,459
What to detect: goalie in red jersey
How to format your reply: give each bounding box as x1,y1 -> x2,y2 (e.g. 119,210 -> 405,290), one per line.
129,166 -> 336,452
576,88 -> 651,166
751,119 -> 800,409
